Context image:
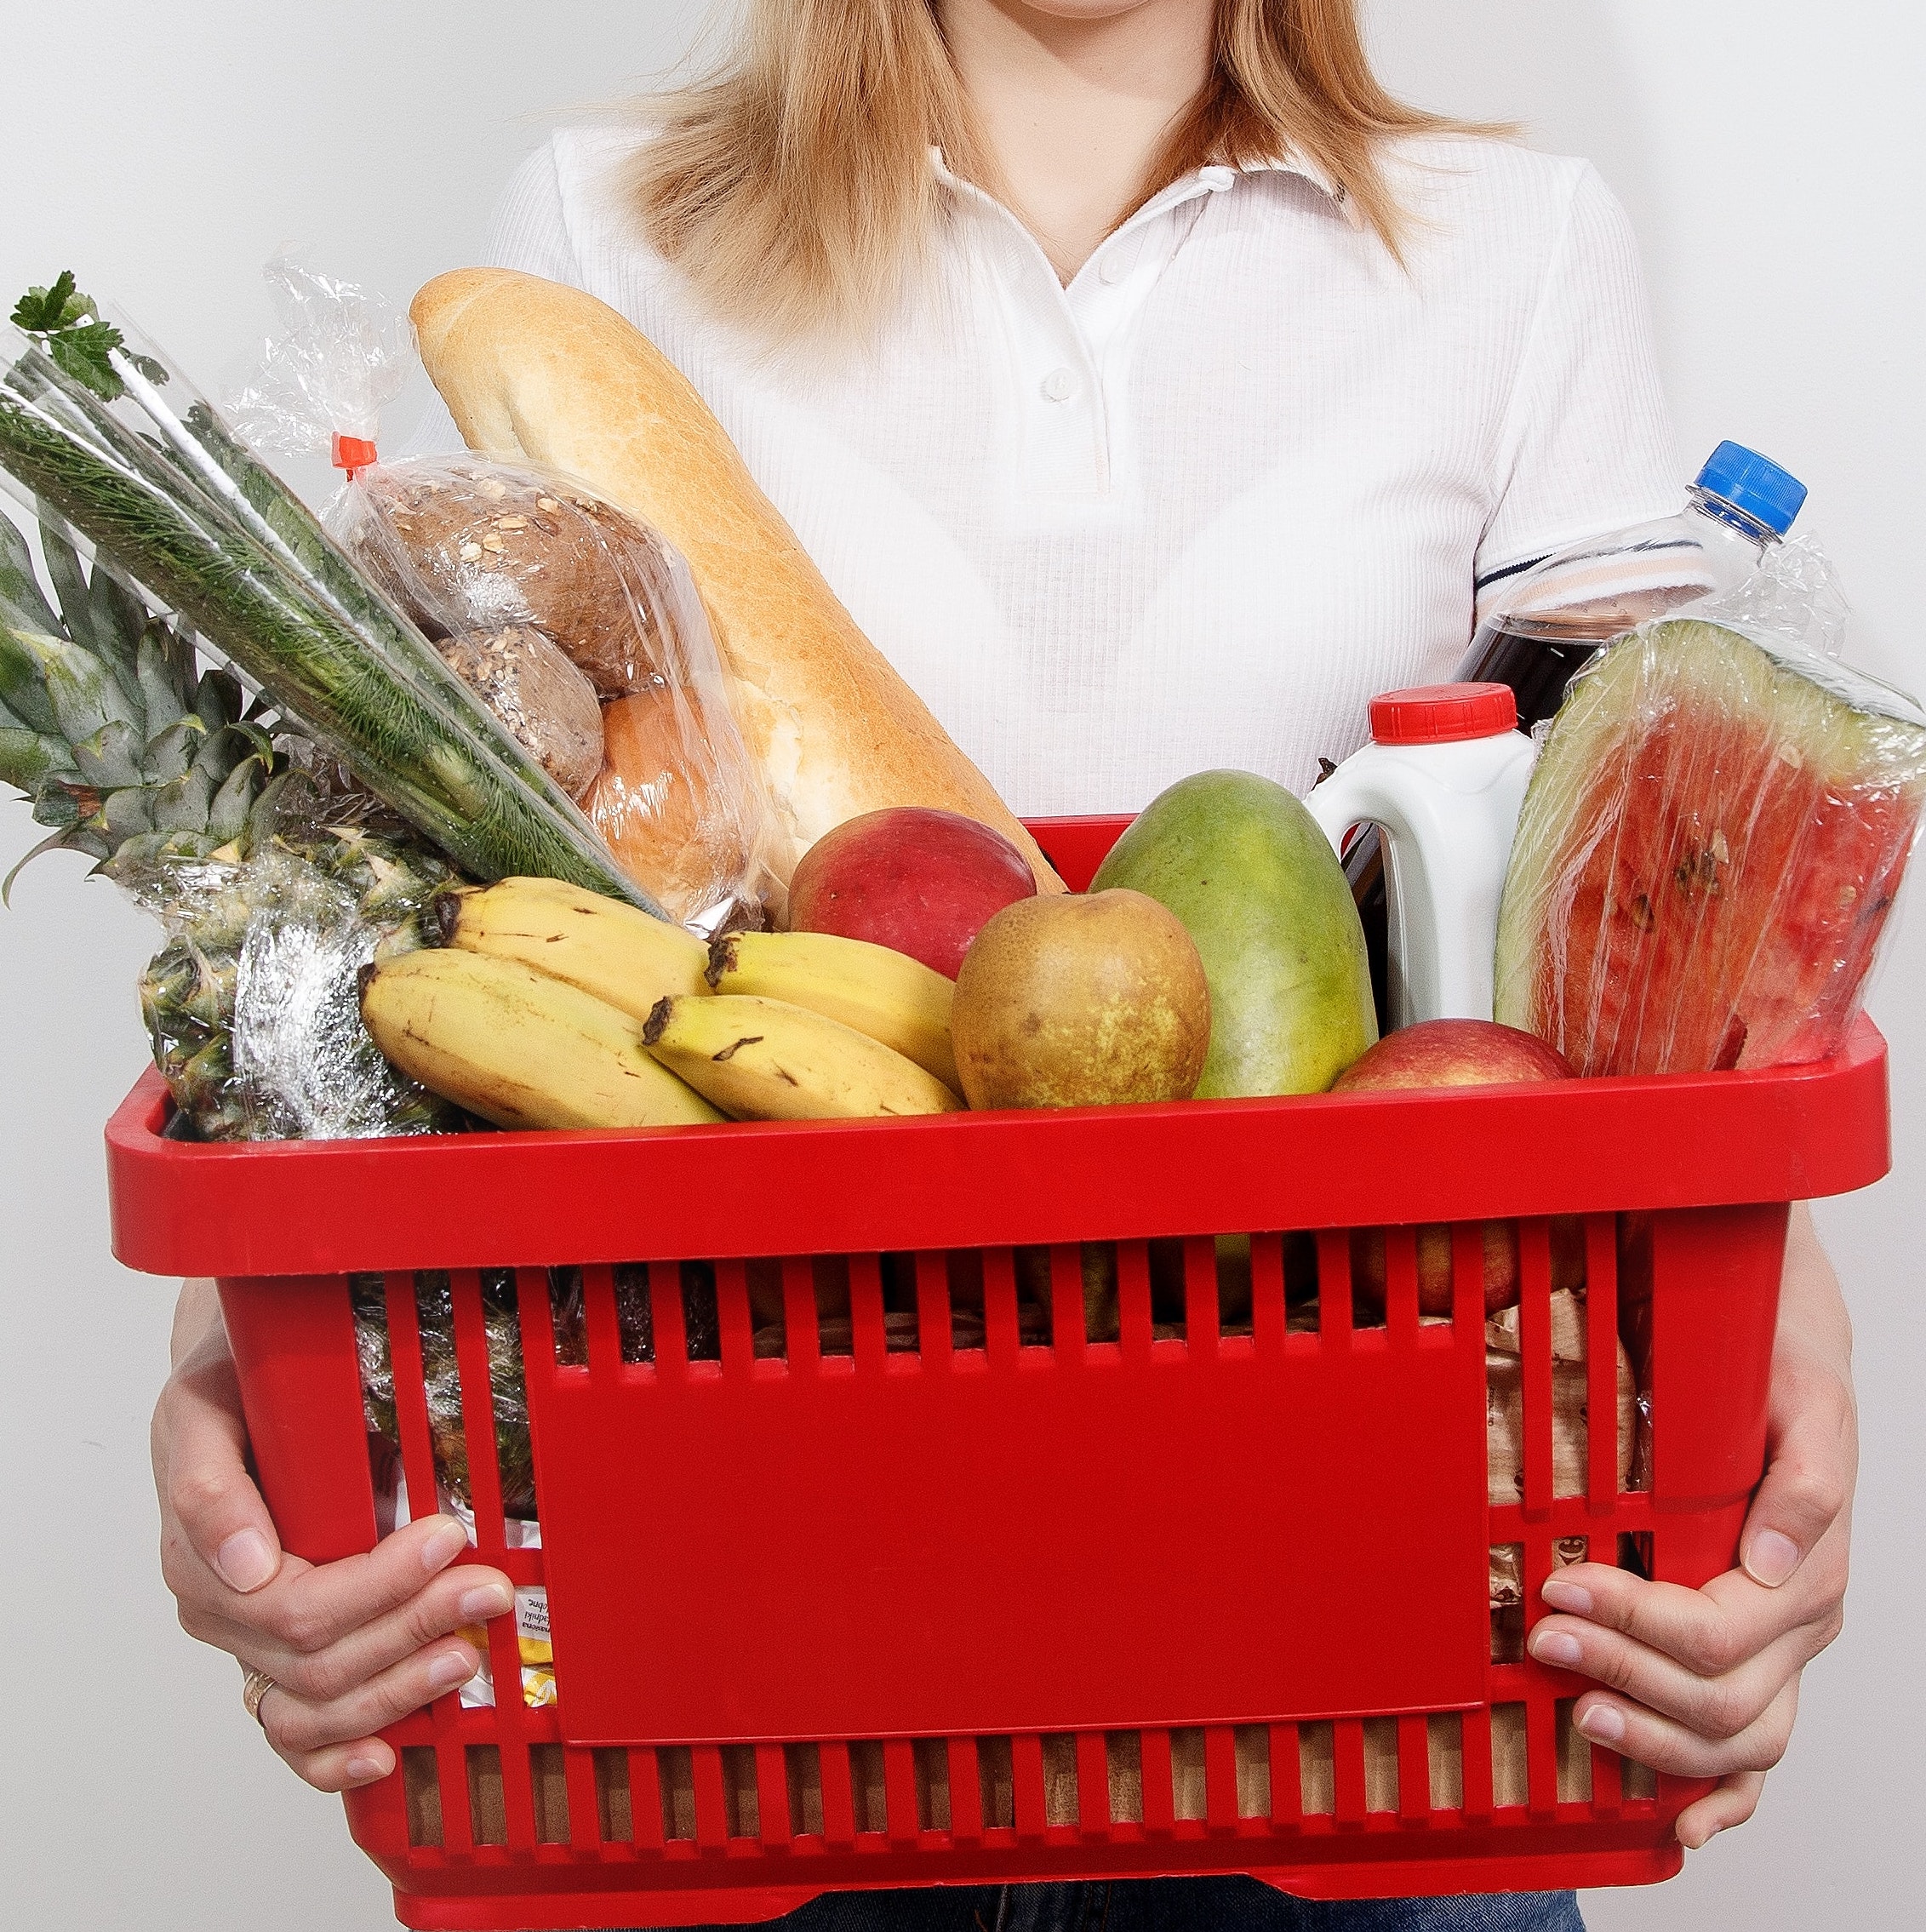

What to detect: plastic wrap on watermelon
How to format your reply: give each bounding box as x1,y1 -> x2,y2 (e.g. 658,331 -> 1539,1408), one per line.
1495,616 -> 1926,1076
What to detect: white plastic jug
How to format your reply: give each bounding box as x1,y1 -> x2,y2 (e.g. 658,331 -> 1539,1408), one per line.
1304,684 -> 1536,1030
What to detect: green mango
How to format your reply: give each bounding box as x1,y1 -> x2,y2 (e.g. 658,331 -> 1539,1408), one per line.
1091,769 -> 1376,1096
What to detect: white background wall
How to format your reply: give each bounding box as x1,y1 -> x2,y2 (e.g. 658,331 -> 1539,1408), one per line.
1,3 -> 1918,1927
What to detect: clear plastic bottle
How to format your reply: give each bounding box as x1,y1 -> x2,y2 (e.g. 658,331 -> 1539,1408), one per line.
1343,443 -> 1807,1031
1455,440 -> 1809,728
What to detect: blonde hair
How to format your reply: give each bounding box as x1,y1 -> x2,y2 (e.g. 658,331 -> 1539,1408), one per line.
632,2 -> 1489,339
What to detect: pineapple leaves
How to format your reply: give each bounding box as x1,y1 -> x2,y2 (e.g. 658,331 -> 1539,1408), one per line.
208,751 -> 273,843
3,826 -> 89,905
135,621 -> 195,735
141,715 -> 204,786
0,512 -> 61,638
4,618 -> 140,743
90,564 -> 153,711
0,723 -> 73,793
0,624 -> 56,734
70,717 -> 147,790
194,665 -> 244,734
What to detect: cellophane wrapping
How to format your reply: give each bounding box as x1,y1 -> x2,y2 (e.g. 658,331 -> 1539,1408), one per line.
124,763 -> 468,1140
231,260 -> 784,934
1495,573 -> 1926,1076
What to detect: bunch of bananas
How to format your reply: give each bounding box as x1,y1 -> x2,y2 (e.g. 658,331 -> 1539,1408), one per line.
359,877 -> 964,1130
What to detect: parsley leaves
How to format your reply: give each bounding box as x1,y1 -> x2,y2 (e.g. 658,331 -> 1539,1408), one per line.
11,271 -> 168,401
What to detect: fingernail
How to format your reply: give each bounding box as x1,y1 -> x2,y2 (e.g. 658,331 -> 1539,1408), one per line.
1744,1529 -> 1803,1588
1540,1577 -> 1595,1616
1576,1703 -> 1626,1745
1529,1628 -> 1584,1667
420,1517 -> 471,1573
215,1528 -> 277,1594
346,1749 -> 393,1784
429,1649 -> 480,1692
459,1581 -> 515,1622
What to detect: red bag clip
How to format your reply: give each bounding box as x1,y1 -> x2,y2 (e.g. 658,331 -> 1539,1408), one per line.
331,433 -> 379,477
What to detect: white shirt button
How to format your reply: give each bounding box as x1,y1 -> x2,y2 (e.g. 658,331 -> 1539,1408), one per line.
1041,368 -> 1077,403
1099,250 -> 1129,285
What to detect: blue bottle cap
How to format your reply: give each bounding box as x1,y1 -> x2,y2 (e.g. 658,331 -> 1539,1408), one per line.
1694,441 -> 1807,535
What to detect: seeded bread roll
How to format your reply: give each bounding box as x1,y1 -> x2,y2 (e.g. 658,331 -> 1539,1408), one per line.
353,466 -> 663,694
434,625 -> 605,800
409,268 -> 1062,891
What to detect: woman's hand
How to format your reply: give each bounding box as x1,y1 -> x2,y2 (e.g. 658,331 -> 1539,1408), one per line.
1527,1204 -> 1855,1849
152,1279 -> 514,1792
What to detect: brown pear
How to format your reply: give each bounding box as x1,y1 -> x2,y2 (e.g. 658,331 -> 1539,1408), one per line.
952,889 -> 1211,1110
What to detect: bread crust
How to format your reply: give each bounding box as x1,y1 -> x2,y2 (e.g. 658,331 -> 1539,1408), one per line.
410,268 -> 1062,891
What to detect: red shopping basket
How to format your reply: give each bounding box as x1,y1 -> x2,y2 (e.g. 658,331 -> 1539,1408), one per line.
105,816 -> 1891,1929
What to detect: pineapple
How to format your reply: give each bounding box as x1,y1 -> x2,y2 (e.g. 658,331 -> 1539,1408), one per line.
2,510 -> 464,1138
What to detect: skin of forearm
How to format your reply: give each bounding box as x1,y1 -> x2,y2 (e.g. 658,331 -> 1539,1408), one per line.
1780,1204 -> 1854,1369
170,1278 -> 226,1371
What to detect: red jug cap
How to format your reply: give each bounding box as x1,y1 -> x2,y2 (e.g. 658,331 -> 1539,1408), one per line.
1369,683 -> 1517,746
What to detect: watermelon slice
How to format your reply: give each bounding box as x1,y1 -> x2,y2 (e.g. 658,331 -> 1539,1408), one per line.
1495,618 -> 1926,1077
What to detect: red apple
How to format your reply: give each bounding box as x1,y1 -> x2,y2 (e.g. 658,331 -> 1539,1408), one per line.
1333,1020 -> 1577,1316
789,808 -> 1038,979
1332,1020 -> 1576,1093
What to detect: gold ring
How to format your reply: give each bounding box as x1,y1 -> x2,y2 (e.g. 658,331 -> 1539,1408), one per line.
242,1666 -> 277,1727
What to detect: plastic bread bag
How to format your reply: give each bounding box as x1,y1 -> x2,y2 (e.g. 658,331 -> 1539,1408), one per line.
1495,567 -> 1926,1076
230,259 -> 785,934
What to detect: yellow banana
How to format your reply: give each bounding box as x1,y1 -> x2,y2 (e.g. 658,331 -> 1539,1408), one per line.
362,949 -> 723,1132
437,876 -> 710,1020
642,993 -> 963,1122
706,929 -> 960,1091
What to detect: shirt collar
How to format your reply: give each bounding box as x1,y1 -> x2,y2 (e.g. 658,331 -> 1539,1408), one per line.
1222,154 -> 1362,228
931,146 -> 1362,231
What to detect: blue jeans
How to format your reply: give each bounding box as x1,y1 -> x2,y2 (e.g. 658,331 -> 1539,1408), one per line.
670,1881 -> 1583,1932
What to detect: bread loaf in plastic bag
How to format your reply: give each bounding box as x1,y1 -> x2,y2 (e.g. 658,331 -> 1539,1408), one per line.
230,259 -> 785,933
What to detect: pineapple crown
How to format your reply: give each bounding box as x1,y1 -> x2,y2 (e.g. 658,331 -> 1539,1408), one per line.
0,511 -> 292,899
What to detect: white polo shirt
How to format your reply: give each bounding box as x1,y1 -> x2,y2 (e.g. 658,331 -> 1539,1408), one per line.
483,127 -> 1680,817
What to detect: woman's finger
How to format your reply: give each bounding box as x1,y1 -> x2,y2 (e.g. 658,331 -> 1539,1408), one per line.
262,1563 -> 515,1706
153,1354 -> 283,1596
180,1556 -> 514,1701
1674,1770 -> 1769,1850
1538,1549 -> 1838,1681
238,1515 -> 476,1658
1570,1676 -> 1801,1782
1740,1346 -> 1855,1590
259,1638 -> 485,1757
1527,1611 -> 1820,1740
271,1735 -> 399,1795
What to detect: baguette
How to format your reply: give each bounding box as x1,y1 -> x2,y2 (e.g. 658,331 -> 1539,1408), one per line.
410,268 -> 1063,892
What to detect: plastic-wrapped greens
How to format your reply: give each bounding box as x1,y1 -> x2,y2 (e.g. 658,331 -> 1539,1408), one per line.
1495,615 -> 1926,1076
0,291 -> 655,910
